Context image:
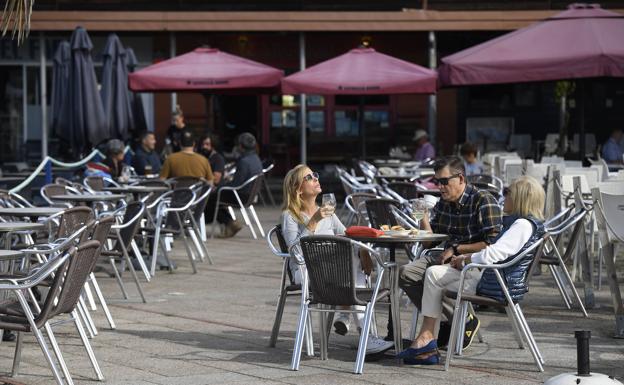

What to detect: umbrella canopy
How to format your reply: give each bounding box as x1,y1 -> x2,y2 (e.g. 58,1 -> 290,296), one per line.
282,47 -> 437,95
51,40 -> 71,142
101,33 -> 133,141
128,47 -> 284,93
68,26 -> 108,153
439,4 -> 624,86
125,47 -> 148,133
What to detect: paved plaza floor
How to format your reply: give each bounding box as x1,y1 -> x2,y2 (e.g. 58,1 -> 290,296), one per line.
0,206 -> 623,384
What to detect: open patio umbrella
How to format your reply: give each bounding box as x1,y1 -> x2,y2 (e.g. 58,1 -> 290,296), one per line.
438,3 -> 624,157
125,47 -> 148,133
51,40 -> 71,142
101,33 -> 133,141
128,47 -> 283,93
68,26 -> 108,155
282,47 -> 437,157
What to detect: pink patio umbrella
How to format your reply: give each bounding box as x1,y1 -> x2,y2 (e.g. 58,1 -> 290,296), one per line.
438,3 -> 624,157
129,47 -> 284,93
282,47 -> 437,157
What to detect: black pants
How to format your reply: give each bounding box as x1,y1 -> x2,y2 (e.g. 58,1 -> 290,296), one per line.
205,190 -> 248,225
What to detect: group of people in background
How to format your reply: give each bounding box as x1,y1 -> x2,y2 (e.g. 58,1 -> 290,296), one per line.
100,106 -> 263,239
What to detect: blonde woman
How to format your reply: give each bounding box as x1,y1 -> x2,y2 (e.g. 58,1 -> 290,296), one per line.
398,175 -> 545,365
281,164 -> 393,355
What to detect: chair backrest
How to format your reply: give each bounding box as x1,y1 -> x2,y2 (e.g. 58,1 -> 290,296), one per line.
365,198 -> 401,229
84,176 -> 105,191
41,184 -> 78,206
190,184 -> 212,222
57,206 -> 94,238
592,188 -> 624,245
242,174 -> 265,207
169,176 -> 203,189
117,201 -> 145,248
345,192 -> 378,226
299,235 -> 366,306
386,182 -> 419,200
267,224 -> 298,286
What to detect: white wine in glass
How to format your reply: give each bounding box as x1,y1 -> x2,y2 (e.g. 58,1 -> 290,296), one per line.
322,193 -> 336,214
411,199 -> 427,227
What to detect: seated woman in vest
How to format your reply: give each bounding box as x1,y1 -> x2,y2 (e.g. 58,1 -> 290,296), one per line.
281,164 -> 394,355
398,175 -> 545,364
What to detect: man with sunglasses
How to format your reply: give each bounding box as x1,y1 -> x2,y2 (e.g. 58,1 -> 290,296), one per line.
399,156 -> 502,350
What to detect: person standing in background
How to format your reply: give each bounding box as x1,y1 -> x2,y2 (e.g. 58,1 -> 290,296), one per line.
460,142 -> 484,176
164,105 -> 186,155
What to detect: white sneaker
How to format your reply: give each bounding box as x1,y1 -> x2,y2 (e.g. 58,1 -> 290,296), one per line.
365,335 -> 394,354
333,315 -> 351,336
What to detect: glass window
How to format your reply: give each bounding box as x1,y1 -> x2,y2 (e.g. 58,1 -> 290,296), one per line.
335,110 -> 359,137
269,94 -> 325,107
308,111 -> 325,133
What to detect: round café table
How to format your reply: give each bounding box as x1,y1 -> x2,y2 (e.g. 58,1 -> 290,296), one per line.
0,222 -> 44,250
103,186 -> 170,202
347,232 -> 448,353
51,194 -> 126,205
0,207 -> 64,222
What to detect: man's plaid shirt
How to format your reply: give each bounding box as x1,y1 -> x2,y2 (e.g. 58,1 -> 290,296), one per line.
430,184 -> 502,246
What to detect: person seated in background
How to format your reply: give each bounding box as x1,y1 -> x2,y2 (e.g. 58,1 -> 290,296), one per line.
160,129 -> 214,182
602,128 -> 623,164
397,176 -> 545,365
198,133 -> 225,185
205,132 -> 263,238
280,164 -> 393,355
133,131 -> 161,176
413,129 -> 436,162
460,142 -> 484,176
103,139 -> 126,179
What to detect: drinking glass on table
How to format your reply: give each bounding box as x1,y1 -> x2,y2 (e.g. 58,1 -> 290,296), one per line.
321,193 -> 337,216
410,198 -> 427,229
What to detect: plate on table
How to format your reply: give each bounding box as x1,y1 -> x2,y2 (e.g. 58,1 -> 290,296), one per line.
383,229 -> 411,237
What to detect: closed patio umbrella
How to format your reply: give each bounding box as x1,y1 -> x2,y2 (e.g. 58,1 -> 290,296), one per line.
101,33 -> 133,141
51,41 -> 71,142
438,3 -> 624,158
282,47 -> 437,158
125,47 -> 148,133
68,26 -> 107,155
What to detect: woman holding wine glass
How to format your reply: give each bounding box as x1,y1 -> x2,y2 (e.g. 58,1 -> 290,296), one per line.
281,164 -> 394,355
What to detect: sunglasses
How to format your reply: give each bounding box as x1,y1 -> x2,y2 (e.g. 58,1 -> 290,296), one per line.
303,172 -> 320,182
432,173 -> 462,186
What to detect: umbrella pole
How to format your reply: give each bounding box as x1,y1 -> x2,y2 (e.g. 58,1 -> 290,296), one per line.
579,80 -> 586,161
359,96 -> 365,159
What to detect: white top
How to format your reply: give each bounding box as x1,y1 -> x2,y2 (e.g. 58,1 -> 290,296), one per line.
281,210 -> 345,253
470,218 -> 534,265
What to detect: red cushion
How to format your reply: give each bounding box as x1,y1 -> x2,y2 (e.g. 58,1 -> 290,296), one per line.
345,226 -> 384,238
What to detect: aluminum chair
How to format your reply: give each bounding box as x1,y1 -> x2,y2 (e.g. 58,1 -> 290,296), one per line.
344,192 -> 378,226
147,189 -> 199,274
444,237 -> 547,372
168,176 -> 204,190
259,162 -> 276,206
40,184 -> 81,208
291,235 -> 393,374
0,241 -> 104,385
210,174 -> 265,239
83,176 -> 119,192
266,225 -> 314,353
182,184 -> 214,264
592,187 -> 624,337
102,201 -> 148,302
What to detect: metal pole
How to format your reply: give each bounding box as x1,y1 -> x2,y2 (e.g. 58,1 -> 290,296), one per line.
169,32 -> 177,114
299,32 -> 307,165
427,31 -> 437,145
40,32 -> 48,159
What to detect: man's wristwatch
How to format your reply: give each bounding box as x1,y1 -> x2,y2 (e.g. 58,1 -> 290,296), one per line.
451,243 -> 460,255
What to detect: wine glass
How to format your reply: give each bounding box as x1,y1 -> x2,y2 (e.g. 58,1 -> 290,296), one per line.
322,193 -> 337,215
411,198 -> 427,229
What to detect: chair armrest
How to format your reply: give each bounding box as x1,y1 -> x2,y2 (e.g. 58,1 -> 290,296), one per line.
0,252 -> 70,289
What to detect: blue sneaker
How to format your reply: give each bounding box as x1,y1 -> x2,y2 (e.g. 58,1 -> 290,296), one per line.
396,340 -> 438,359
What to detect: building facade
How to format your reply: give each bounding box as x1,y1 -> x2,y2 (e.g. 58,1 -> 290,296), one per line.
2,1 -> 623,172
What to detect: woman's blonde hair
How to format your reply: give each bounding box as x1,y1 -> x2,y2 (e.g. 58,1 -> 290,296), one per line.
507,175 -> 545,220
282,164 -> 310,224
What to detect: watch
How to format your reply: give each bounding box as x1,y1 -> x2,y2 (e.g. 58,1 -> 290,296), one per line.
451,243 -> 460,255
